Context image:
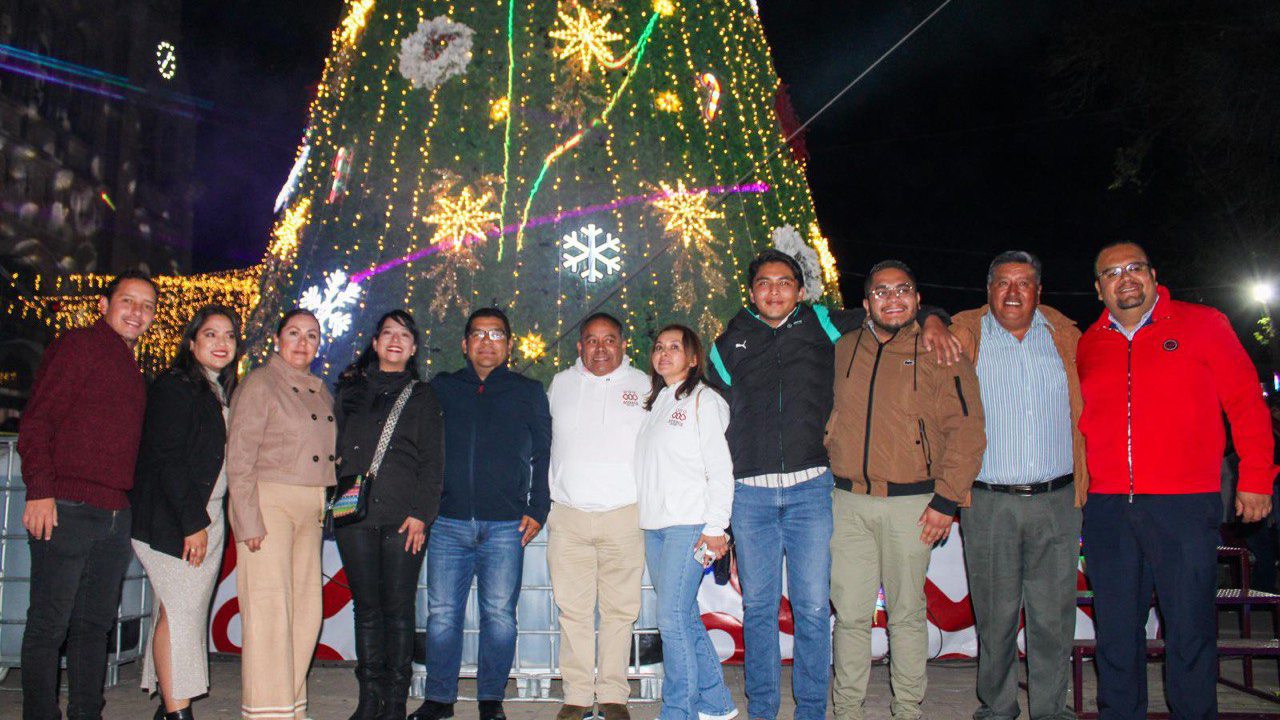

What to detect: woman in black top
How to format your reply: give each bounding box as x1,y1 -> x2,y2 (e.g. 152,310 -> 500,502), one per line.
130,304 -> 241,720
335,310 -> 445,720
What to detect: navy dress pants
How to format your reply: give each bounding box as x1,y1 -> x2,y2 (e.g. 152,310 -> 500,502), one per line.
1082,493 -> 1220,720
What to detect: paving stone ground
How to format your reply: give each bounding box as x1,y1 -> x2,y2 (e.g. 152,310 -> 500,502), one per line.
1,655 -> 1278,719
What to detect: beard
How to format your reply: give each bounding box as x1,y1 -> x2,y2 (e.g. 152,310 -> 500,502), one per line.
871,313 -> 914,334
1114,291 -> 1147,310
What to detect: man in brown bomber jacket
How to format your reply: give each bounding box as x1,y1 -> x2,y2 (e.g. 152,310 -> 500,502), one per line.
825,260 -> 985,720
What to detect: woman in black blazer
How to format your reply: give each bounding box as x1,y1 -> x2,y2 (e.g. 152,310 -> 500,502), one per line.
334,310 -> 444,720
130,305 -> 241,720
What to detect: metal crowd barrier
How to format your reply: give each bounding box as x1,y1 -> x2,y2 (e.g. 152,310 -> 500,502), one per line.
0,436 -> 154,687
409,532 -> 665,701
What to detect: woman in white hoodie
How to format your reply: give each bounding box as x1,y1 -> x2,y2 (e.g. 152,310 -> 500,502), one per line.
635,324 -> 737,720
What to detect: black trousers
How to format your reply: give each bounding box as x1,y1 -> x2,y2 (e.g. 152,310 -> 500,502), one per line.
22,501 -> 132,720
335,522 -> 426,696
1082,493 -> 1220,720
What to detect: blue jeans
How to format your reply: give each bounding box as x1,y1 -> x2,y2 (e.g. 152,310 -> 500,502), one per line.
732,472 -> 834,720
646,525 -> 735,720
423,517 -> 524,703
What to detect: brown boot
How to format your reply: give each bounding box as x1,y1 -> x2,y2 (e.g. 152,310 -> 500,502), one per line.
555,705 -> 592,720
599,703 -> 631,720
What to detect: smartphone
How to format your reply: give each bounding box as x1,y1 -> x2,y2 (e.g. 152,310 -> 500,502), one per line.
693,543 -> 711,567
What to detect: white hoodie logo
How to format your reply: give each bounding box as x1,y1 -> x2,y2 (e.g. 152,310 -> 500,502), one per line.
735,341 -> 748,350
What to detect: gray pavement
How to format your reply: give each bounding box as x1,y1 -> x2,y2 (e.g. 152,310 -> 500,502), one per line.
2,656 -> 1278,719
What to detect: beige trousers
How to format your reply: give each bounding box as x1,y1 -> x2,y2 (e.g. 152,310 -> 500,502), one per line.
237,482 -> 326,720
830,490 -> 934,720
547,502 -> 645,706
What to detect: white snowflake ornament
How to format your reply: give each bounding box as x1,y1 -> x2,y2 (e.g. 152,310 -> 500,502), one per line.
298,269 -> 362,338
561,223 -> 622,282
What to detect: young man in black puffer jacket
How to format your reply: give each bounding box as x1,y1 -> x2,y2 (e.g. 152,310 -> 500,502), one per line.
705,249 -> 958,720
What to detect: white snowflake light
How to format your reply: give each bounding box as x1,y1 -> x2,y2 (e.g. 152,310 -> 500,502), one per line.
299,269 -> 362,337
562,223 -> 621,282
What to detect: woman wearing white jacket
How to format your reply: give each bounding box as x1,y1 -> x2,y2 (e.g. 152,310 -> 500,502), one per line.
635,324 -> 737,720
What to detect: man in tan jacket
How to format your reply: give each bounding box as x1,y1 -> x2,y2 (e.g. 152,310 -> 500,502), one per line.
950,251 -> 1086,720
826,260 -> 986,720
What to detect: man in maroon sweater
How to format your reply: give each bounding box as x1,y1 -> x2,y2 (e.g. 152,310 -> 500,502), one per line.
19,270 -> 157,720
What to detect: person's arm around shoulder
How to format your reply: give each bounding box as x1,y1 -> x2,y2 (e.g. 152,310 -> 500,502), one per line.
1201,309 -> 1278,521
921,356 -> 986,544
226,369 -> 272,551
402,383 -> 444,554
520,379 -> 553,545
18,332 -> 90,540
696,385 -> 735,561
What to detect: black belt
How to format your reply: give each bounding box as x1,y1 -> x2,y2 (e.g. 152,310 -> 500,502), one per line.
834,476 -> 935,497
972,475 -> 1073,496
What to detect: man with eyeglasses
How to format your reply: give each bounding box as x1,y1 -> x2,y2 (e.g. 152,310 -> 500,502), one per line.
825,260 -> 985,720
411,307 -> 552,720
706,249 -> 959,720
950,251 -> 1086,720
1078,242 -> 1277,719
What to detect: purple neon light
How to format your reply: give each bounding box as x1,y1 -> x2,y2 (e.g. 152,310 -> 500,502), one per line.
350,181 -> 769,283
0,60 -> 124,100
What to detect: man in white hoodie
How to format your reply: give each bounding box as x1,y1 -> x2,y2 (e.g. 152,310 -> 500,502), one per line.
547,312 -> 652,720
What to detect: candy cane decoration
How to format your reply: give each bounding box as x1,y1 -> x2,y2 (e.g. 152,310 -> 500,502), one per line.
697,72 -> 721,121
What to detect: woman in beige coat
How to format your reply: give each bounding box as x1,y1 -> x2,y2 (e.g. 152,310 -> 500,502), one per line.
227,309 -> 337,720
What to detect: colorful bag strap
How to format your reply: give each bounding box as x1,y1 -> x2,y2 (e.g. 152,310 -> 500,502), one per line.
368,382 -> 415,477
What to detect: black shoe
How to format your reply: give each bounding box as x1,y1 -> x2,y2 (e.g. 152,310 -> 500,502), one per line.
154,704 -> 165,720
164,708 -> 195,720
478,700 -> 506,720
349,678 -> 384,720
406,699 -> 454,720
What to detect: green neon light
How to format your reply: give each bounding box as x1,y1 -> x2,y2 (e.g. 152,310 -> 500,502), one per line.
497,0 -> 517,261
514,12 -> 660,252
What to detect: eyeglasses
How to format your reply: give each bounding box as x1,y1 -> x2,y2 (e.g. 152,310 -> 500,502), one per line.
468,329 -> 508,341
868,283 -> 915,300
1096,261 -> 1151,281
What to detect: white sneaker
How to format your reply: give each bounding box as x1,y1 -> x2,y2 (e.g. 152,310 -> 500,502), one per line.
698,710 -> 739,720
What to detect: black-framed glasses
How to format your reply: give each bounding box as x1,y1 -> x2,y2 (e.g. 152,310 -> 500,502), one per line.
468,329 -> 508,341
868,283 -> 915,300
1096,261 -> 1151,281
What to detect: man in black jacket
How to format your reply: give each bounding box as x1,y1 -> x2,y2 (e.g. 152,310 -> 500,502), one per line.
409,308 -> 551,720
706,250 -> 957,720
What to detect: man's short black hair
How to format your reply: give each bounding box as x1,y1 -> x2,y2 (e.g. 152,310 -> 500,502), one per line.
747,249 -> 804,289
987,250 -> 1042,285
101,269 -> 158,302
863,260 -> 917,298
1093,241 -> 1151,274
579,312 -> 624,339
465,306 -> 512,338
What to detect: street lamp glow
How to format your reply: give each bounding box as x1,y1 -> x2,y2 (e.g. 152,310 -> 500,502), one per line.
1252,281 -> 1277,305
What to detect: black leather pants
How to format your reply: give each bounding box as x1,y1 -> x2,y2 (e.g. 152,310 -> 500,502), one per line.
335,523 -> 427,714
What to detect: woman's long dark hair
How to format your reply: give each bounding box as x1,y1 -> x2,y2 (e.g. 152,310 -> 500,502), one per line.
171,304 -> 243,404
643,323 -> 706,411
338,310 -> 422,388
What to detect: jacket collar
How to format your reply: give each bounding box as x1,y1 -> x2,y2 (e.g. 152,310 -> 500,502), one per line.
91,316 -> 134,353
1090,285 -> 1173,334
862,318 -> 921,347
735,302 -> 811,333
571,355 -> 635,381
457,360 -> 511,385
268,353 -> 323,389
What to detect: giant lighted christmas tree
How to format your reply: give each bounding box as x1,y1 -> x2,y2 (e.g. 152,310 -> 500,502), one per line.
251,0 -> 840,380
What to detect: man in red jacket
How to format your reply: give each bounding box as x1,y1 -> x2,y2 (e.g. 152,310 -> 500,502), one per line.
18,270 -> 157,720
1078,242 -> 1277,720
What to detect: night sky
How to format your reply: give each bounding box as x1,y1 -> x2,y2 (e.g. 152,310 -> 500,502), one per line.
179,0 -> 1278,359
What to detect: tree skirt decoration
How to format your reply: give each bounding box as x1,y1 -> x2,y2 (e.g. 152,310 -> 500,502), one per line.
398,16 -> 474,91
